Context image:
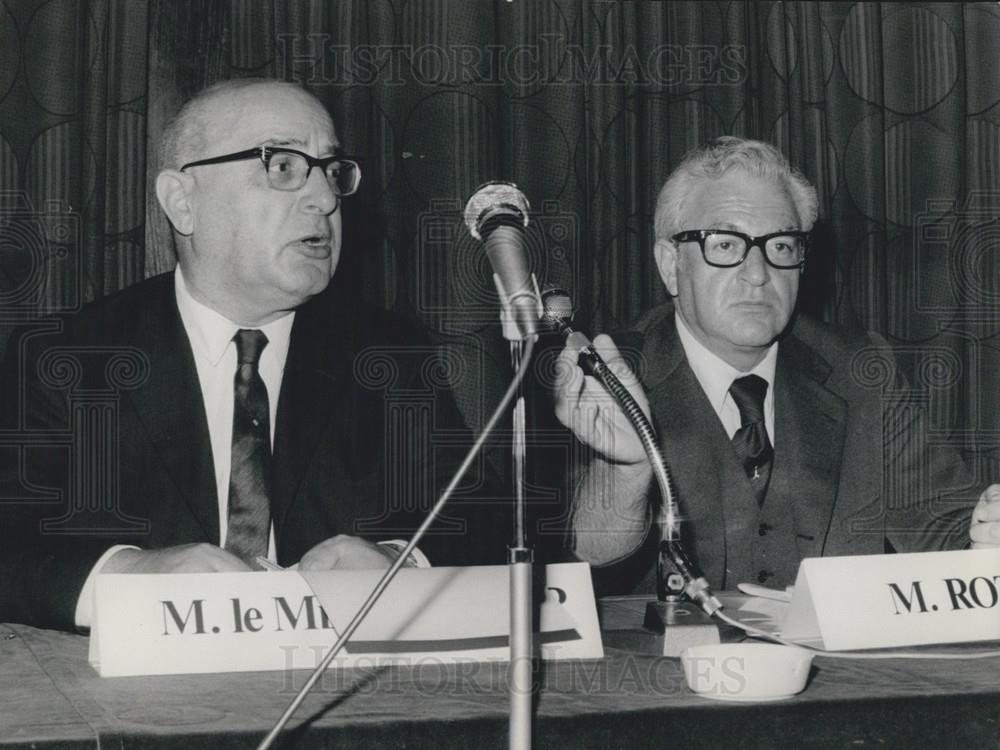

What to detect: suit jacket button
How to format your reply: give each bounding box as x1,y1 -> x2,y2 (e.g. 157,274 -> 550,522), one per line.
758,523 -> 770,536
757,570 -> 771,583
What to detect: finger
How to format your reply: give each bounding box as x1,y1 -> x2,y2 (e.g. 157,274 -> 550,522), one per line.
553,345 -> 586,426
590,334 -> 651,419
168,549 -> 236,573
977,483 -> 1000,505
554,344 -> 585,395
297,554 -> 322,571
969,521 -> 1000,545
298,546 -> 337,571
208,549 -> 253,572
299,535 -> 355,571
591,334 -> 636,382
591,333 -> 622,358
973,499 -> 1000,524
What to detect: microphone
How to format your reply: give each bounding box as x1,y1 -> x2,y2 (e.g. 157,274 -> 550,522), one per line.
463,182 -> 541,339
540,287 -> 603,377
539,288 -> 721,615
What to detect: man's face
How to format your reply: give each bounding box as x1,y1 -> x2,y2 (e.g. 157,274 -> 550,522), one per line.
655,170 -> 802,370
182,83 -> 342,324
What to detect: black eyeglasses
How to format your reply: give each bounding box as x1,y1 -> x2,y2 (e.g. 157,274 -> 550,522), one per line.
672,229 -> 809,269
180,146 -> 362,196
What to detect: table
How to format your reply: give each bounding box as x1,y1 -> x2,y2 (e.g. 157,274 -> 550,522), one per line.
2,596 -> 999,749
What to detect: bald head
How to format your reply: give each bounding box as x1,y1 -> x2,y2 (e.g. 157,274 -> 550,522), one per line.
159,79 -> 330,171
154,78 -> 343,326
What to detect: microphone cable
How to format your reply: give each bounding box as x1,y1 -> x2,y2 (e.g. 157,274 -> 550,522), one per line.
712,608 -> 1000,661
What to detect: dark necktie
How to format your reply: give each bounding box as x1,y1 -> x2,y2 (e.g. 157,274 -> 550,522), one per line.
729,374 -> 773,506
225,329 -> 271,564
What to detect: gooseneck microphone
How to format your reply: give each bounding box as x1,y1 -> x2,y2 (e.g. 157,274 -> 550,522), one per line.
463,182 -> 541,340
540,288 -> 721,615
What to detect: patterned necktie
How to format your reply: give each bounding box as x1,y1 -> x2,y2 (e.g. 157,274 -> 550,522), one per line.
225,329 -> 271,564
729,374 -> 773,506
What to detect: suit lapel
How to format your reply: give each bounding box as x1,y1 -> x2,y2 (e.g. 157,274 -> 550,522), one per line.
638,313 -> 742,587
124,276 -> 219,543
770,332 -> 848,560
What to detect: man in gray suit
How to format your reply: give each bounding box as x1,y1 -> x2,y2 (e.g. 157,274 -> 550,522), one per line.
555,137 -> 1000,593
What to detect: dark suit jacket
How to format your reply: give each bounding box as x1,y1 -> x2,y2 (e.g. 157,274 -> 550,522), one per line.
0,272 -> 509,629
589,304 -> 980,594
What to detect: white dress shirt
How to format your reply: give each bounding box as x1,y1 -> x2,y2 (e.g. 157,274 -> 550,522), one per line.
174,266 -> 294,547
674,313 -> 778,442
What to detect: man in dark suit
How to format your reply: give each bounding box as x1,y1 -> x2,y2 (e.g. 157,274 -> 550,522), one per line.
1,79 -> 504,630
554,137 -> 999,594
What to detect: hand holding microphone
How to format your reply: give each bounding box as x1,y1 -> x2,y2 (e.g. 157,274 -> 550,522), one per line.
544,290 -> 651,467
544,290 -> 719,611
553,334 -> 652,467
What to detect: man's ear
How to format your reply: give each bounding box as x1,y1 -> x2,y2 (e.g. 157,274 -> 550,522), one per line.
654,238 -> 680,296
155,170 -> 195,236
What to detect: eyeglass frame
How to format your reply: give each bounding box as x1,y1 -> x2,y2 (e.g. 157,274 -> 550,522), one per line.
179,146 -> 362,197
670,229 -> 810,269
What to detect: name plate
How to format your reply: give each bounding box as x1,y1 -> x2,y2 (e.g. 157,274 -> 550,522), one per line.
781,548 -> 1000,650
89,563 -> 602,677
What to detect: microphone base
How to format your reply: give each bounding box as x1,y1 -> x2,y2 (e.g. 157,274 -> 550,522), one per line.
640,600 -> 720,657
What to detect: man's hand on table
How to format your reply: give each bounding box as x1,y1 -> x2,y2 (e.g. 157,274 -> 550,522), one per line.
102,543 -> 252,574
298,534 -> 396,571
971,484 -> 1000,548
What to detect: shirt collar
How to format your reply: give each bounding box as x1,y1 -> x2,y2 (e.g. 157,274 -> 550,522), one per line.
674,311 -> 778,412
174,266 -> 295,368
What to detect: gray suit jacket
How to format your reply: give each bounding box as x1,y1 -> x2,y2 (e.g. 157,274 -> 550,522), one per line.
591,305 -> 980,594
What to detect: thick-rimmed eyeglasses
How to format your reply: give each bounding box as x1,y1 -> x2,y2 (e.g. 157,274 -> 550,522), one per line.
180,146 -> 362,197
671,229 -> 809,269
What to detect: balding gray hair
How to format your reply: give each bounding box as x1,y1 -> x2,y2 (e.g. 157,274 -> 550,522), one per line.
653,136 -> 819,242
158,78 -> 303,170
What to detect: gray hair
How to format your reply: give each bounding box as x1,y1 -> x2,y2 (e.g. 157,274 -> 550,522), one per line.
159,78 -> 303,170
653,136 -> 819,241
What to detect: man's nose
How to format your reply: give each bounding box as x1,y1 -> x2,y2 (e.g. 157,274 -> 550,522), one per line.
739,243 -> 770,285
300,165 -> 338,215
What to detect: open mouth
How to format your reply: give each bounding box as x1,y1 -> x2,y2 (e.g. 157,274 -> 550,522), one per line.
289,235 -> 333,259
300,235 -> 330,247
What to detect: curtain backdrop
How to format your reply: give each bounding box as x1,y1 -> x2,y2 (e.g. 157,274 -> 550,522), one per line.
3,0 -> 1000,482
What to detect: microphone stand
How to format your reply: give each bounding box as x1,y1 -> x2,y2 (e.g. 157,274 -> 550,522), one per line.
255,335 -> 537,750
494,274 -> 542,750
508,337 -> 533,750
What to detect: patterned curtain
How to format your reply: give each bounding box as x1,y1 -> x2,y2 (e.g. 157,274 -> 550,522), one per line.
4,1 -> 1000,480
0,0 -> 148,324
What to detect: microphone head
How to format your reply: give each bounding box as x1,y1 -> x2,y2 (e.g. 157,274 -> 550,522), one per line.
463,181 -> 530,240
540,287 -> 575,334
